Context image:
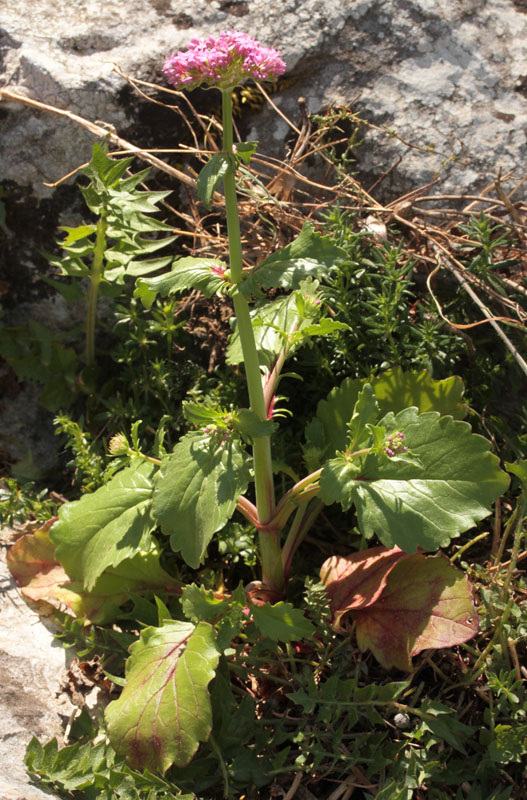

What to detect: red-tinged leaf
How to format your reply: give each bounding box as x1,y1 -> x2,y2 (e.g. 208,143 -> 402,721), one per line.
7,523 -> 180,624
105,620 -> 219,772
320,546 -> 413,628
352,554 -> 478,671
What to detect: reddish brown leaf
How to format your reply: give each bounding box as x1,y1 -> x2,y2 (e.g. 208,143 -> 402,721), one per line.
6,519 -> 67,601
320,545 -> 413,628
7,523 -> 180,624
353,554 -> 478,671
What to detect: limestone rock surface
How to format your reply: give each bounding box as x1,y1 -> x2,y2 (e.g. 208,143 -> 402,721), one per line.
0,0 -> 526,199
0,530 -> 71,800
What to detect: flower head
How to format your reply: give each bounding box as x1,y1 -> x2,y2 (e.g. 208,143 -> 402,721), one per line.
163,31 -> 286,91
108,432 -> 130,456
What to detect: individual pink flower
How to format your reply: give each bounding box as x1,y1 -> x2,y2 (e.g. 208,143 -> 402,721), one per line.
163,31 -> 286,91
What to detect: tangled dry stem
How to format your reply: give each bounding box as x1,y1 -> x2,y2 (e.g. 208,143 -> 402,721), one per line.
1,75 -> 526,375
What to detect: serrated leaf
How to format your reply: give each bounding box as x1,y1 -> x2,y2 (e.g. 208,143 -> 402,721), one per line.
197,153 -> 231,209
232,408 -> 278,439
227,283 -> 322,368
59,224 -> 97,244
319,408 -> 509,551
182,402 -> 224,427
347,382 -> 379,451
7,522 -> 180,624
353,555 -> 478,671
181,583 -> 233,623
300,318 -> 350,337
308,368 -> 467,465
135,257 -> 228,309
105,620 -> 219,772
243,222 -> 346,294
153,433 -> 251,568
251,601 -> 316,641
50,461 -> 158,590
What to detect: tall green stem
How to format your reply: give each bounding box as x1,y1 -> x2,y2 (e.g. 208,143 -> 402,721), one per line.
85,213 -> 107,367
221,89 -> 284,595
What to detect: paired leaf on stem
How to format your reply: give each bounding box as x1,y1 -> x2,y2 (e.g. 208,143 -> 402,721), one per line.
319,407 -> 509,552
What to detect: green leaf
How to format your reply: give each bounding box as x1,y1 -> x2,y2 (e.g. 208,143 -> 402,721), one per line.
347,383 -> 380,451
417,700 -> 476,754
231,408 -> 278,440
243,222 -> 346,294
227,280 -> 323,368
135,257 -> 228,308
153,433 -> 251,568
105,620 -> 220,772
40,275 -> 85,303
197,153 -> 231,209
505,459 -> 527,487
319,408 -> 509,552
50,460 -> 158,590
250,601 -> 316,642
235,140 -> 258,164
59,224 -> 97,244
308,368 -> 467,465
181,583 -> 233,623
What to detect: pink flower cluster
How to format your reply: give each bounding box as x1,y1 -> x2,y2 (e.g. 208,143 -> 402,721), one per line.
163,31 -> 286,91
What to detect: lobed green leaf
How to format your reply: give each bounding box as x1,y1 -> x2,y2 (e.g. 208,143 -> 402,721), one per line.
135,257 -> 228,309
241,222 -> 346,295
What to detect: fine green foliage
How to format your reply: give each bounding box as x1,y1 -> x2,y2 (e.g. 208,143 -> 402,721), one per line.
153,433 -> 251,568
50,460 -> 158,590
25,736 -> 190,799
105,620 -> 220,772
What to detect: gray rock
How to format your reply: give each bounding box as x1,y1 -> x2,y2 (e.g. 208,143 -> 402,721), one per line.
0,0 -> 526,199
0,537 -> 72,800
